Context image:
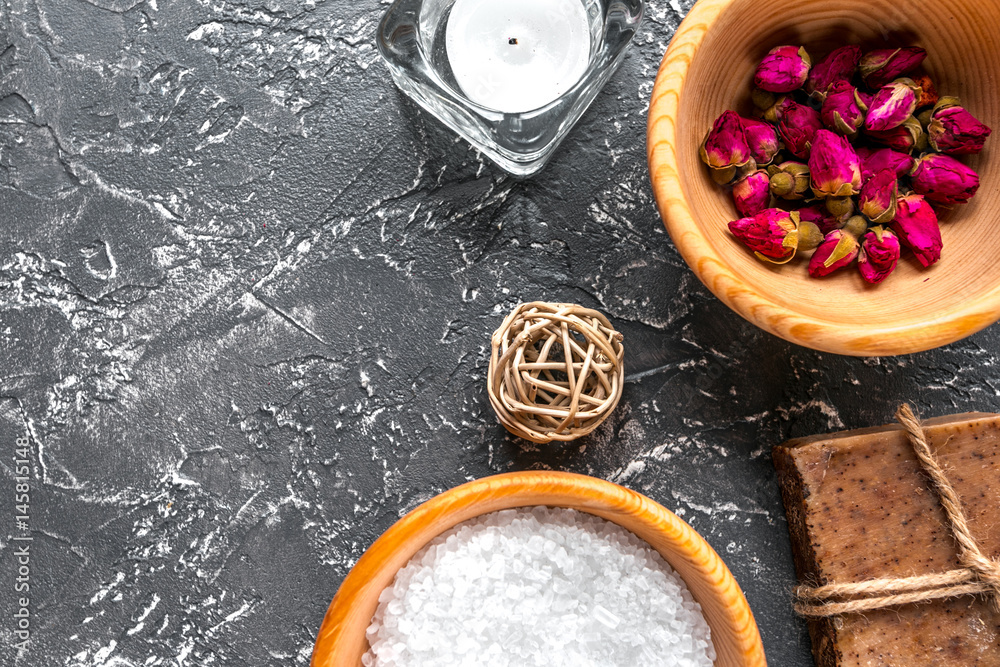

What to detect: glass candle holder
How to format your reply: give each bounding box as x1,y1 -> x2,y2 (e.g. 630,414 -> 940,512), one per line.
377,0 -> 644,176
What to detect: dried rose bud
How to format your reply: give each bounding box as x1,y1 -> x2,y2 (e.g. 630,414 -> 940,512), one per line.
891,194 -> 941,267
911,74 -> 939,109
821,81 -> 867,135
859,169 -> 898,224
858,226 -> 901,284
754,45 -> 812,93
857,90 -> 875,109
928,105 -> 992,155
859,47 -> 927,89
805,45 -> 861,98
767,161 -> 810,200
910,153 -> 980,205
797,204 -> 844,235
809,229 -> 860,277
700,110 -> 751,184
778,101 -> 824,159
740,116 -> 781,165
733,170 -> 772,217
857,146 -> 915,183
864,79 -> 921,132
809,129 -> 862,198
866,116 -> 924,152
728,209 -> 804,263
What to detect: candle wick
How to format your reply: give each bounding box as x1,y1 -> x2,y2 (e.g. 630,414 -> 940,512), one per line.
508,37 -> 518,45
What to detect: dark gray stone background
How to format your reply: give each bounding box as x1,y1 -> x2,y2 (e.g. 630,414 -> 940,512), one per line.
1,0 -> 998,664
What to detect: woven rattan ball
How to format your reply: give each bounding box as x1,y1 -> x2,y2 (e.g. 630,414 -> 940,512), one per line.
487,302 -> 625,444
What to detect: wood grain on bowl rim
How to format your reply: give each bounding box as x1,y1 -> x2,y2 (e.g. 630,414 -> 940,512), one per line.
647,0 -> 1000,356
310,471 -> 766,666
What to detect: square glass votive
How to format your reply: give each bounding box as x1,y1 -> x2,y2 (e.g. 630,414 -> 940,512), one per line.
377,0 -> 644,176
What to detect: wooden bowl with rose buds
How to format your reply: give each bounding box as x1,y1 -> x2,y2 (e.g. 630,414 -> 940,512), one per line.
647,0 -> 999,356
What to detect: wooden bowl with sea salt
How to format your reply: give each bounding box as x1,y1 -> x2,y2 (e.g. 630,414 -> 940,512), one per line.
647,0 -> 1000,356
310,471 -> 765,666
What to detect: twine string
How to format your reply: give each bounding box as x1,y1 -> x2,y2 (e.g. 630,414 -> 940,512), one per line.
793,404 -> 1000,617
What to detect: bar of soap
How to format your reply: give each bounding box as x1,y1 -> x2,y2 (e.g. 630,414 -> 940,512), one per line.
773,412 -> 1000,667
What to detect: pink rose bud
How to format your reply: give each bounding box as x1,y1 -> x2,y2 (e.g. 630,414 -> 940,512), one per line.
858,227 -> 901,284
777,101 -> 823,159
858,169 -> 899,224
797,203 -> 844,235
859,47 -> 927,89
857,146 -> 915,183
866,116 -> 924,152
928,106 -> 992,155
754,45 -> 812,93
740,116 -> 781,165
732,170 -> 772,217
809,229 -> 859,277
891,194 -> 942,267
808,129 -> 862,198
864,79 -> 921,132
700,110 -> 751,183
729,209 -> 817,264
805,45 -> 861,98
910,153 -> 980,205
821,81 -> 867,135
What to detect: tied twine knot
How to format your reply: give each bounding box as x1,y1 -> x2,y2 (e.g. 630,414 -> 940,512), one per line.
794,404 -> 1000,617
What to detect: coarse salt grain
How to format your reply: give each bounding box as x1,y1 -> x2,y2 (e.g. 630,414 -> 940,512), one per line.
363,506 -> 715,667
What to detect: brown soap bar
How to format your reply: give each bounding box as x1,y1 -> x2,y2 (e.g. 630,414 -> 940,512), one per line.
774,412 -> 1000,667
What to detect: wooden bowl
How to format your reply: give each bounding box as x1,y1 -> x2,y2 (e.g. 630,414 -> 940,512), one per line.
310,471 -> 765,666
647,0 -> 1000,356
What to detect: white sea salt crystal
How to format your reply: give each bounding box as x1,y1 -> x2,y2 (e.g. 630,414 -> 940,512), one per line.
363,507 -> 714,666
593,604 -> 621,629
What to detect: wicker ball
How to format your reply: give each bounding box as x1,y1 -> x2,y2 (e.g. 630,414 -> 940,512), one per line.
487,302 -> 625,444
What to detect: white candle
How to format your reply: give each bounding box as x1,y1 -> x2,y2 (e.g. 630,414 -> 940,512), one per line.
445,0 -> 592,114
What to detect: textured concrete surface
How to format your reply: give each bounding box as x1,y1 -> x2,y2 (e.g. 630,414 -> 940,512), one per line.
2,0 -> 999,665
